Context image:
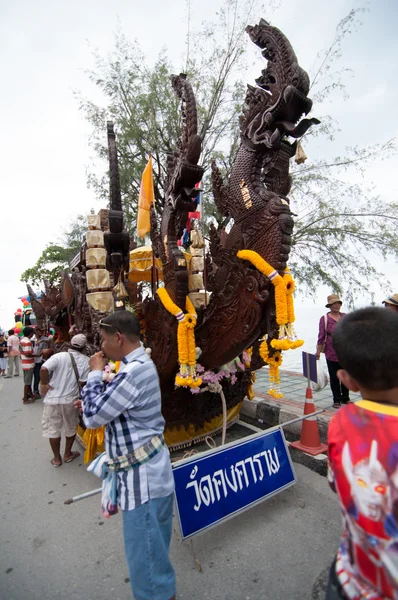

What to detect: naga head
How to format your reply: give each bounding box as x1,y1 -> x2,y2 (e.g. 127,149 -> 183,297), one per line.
241,19 -> 319,147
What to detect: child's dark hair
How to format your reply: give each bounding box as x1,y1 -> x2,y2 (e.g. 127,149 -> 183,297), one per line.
332,307 -> 398,390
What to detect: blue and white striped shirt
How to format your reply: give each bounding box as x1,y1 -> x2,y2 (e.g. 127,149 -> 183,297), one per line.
82,346 -> 174,511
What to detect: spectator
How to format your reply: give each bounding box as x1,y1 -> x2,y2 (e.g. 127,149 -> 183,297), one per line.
82,311 -> 176,600
20,326 -> 35,404
40,334 -> 89,467
32,328 -> 51,400
326,307 -> 398,599
5,328 -> 20,378
316,294 -> 350,408
0,333 -> 7,376
382,293 -> 398,313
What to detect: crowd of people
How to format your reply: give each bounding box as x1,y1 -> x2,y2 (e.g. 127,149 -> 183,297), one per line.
1,295 -> 398,600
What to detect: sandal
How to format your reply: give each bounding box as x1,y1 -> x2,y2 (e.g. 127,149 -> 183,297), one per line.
64,451 -> 80,463
51,459 -> 62,468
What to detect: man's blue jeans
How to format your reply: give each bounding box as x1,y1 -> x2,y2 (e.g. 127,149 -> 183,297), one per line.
122,493 -> 176,600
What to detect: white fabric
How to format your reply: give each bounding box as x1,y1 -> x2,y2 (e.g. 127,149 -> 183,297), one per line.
43,350 -> 90,405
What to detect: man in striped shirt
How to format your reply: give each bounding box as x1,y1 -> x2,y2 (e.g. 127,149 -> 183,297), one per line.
82,311 -> 176,600
21,326 -> 36,404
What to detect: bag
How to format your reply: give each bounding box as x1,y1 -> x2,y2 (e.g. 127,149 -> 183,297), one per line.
320,315 -> 328,353
69,353 -> 82,400
311,362 -> 329,393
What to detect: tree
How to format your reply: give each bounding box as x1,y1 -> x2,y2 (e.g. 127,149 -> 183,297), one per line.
77,0 -> 262,232
78,3 -> 396,302
21,215 -> 87,286
288,9 -> 398,303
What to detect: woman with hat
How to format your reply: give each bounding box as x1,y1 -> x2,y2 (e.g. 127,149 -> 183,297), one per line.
316,294 -> 350,408
382,293 -> 398,313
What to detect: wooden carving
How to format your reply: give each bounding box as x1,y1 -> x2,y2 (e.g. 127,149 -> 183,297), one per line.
28,21 -> 319,447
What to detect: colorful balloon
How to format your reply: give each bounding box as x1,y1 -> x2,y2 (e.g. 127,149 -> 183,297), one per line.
15,322 -> 22,329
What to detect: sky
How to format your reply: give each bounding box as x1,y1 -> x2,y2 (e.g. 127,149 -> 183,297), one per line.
0,0 -> 397,331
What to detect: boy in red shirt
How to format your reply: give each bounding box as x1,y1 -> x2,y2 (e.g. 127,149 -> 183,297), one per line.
327,307 -> 398,599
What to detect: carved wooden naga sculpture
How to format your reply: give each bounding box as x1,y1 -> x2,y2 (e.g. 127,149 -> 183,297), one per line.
142,20 -> 319,442
197,18 -> 320,367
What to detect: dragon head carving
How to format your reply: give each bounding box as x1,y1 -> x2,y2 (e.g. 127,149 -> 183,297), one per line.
241,19 -> 319,148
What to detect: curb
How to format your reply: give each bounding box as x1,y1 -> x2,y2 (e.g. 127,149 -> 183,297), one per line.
240,396 -> 329,476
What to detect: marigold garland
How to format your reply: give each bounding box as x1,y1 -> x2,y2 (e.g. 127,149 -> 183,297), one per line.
237,250 -> 304,352
259,340 -> 269,363
157,288 -> 202,389
237,250 -> 288,325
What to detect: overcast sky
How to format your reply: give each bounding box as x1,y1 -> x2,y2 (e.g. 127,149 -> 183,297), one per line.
1,0 -> 397,330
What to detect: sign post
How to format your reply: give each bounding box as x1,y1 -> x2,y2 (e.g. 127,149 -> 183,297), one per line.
172,427 -> 296,540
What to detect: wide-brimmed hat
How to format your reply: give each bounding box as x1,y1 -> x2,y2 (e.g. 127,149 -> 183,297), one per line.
71,334 -> 87,348
326,294 -> 342,308
383,293 -> 398,307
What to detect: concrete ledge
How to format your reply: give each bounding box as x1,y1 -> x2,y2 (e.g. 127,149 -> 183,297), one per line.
241,396 -> 330,476
288,445 -> 328,477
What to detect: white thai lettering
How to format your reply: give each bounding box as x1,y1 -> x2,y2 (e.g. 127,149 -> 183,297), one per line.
212,469 -> 228,500
186,479 -> 201,511
225,465 -> 239,492
235,460 -> 250,489
185,445 -> 282,511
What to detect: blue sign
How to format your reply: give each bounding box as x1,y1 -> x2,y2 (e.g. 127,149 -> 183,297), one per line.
172,428 -> 296,540
302,351 -> 318,383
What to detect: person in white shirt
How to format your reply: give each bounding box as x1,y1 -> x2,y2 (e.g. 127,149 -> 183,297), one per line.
5,329 -> 20,378
40,334 -> 90,468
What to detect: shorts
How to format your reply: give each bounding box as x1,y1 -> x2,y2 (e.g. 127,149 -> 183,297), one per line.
122,493 -> 176,600
42,403 -> 80,438
23,369 -> 34,385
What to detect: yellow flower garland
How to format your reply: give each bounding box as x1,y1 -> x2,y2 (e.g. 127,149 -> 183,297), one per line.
157,288 -> 202,389
237,250 -> 287,324
237,252 -> 304,399
237,250 -> 303,351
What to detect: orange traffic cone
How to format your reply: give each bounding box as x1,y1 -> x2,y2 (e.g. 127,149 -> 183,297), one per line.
290,387 -> 328,456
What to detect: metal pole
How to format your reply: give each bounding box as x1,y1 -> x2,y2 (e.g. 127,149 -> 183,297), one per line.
64,487 -> 102,505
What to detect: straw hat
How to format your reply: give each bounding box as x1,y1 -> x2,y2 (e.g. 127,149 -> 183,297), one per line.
325,294 -> 342,308
383,293 -> 398,307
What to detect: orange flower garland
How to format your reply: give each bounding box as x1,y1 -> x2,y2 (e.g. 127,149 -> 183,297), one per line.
157,288 -> 202,388
237,251 -> 303,351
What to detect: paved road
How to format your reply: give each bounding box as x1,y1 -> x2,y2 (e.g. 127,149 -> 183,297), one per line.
0,375 -> 340,600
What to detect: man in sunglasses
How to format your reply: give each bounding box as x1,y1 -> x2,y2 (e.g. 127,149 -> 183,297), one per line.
81,311 -> 176,600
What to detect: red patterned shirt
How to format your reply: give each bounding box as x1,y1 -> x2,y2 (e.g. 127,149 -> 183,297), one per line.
20,337 -> 34,370
328,400 -> 398,599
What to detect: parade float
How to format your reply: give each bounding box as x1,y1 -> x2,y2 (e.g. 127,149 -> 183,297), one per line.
27,19 -> 319,458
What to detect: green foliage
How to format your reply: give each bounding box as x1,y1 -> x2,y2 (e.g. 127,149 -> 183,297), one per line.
288,8 -> 398,302
77,0 -> 264,236
21,215 -> 86,286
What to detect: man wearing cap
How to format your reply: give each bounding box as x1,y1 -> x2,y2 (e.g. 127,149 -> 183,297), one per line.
40,334 -> 90,467
383,293 -> 398,313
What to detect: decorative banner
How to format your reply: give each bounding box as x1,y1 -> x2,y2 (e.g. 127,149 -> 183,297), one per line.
137,156 -> 155,239
173,428 -> 296,540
